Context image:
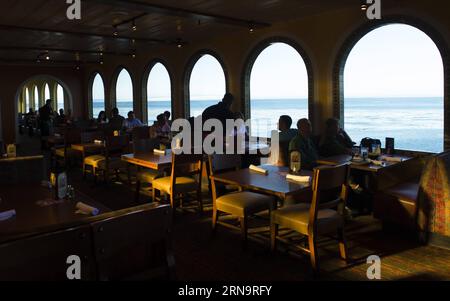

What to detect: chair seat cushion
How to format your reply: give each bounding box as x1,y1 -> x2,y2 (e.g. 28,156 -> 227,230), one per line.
385,182 -> 419,205
97,157 -> 126,170
272,203 -> 343,235
84,155 -> 106,168
216,191 -> 275,217
137,170 -> 160,183
153,176 -> 197,194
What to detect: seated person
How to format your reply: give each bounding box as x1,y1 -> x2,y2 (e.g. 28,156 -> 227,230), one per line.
318,118 -> 354,157
123,111 -> 143,132
65,109 -> 74,125
156,113 -> 171,138
164,111 -> 172,127
54,109 -> 66,126
289,118 -> 319,170
277,115 -> 299,166
108,107 -> 125,131
97,111 -> 108,125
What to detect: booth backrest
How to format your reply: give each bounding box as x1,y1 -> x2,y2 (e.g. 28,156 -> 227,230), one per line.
418,151 -> 450,237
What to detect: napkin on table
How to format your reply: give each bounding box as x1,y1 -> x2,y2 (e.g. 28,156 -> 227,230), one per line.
0,209 -> 16,222
154,149 -> 166,155
249,165 -> 268,175
76,202 -> 99,216
286,174 -> 311,183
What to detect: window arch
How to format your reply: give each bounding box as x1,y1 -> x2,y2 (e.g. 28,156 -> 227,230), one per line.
90,72 -> 105,118
24,88 -> 30,112
185,52 -> 228,118
144,62 -> 172,124
34,86 -> 39,108
248,42 -> 309,137
56,84 -> 65,111
114,68 -> 133,117
335,19 -> 448,153
44,83 -> 50,101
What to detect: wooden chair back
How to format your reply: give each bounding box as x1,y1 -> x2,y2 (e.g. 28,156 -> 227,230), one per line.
0,225 -> 96,281
64,127 -> 81,146
90,204 -> 175,280
170,153 -> 204,195
133,138 -> 160,154
208,154 -> 242,200
132,126 -> 150,141
105,135 -> 130,158
81,130 -> 103,143
309,164 -> 350,231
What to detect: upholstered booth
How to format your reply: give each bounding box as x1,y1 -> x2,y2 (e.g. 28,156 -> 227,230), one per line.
374,152 -> 450,246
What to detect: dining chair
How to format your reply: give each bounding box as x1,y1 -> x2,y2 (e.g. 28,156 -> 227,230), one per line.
84,135 -> 129,183
209,154 -> 276,246
52,126 -> 81,168
152,153 -> 204,214
270,163 -> 350,272
133,138 -> 163,202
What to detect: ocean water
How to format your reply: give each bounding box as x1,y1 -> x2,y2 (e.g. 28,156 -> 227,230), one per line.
93,97 -> 444,153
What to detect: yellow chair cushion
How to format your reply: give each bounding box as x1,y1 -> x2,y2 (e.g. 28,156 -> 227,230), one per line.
152,176 -> 197,194
272,203 -> 343,235
137,169 -> 160,183
84,155 -> 106,168
97,157 -> 126,171
216,191 -> 275,217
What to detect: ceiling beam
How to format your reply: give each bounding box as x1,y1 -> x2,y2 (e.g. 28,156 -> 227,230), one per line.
0,46 -> 133,56
83,0 -> 271,29
0,24 -> 167,44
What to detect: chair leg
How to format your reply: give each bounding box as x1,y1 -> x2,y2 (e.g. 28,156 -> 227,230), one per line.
82,163 -> 87,179
197,189 -> 203,214
270,223 -> 279,252
337,227 -> 348,261
135,180 -> 141,202
308,235 -> 319,272
152,188 -> 157,203
212,207 -> 218,232
240,216 -> 248,247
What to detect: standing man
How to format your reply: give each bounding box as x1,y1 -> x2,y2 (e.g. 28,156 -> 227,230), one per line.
39,99 -> 54,149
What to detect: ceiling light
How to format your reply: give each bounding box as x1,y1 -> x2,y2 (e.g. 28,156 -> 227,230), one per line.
361,4 -> 368,10
249,21 -> 255,33
45,55 -> 50,60
132,20 -> 137,31
113,26 -> 118,36
176,38 -> 183,48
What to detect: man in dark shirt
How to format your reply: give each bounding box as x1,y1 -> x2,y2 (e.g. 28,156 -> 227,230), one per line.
38,99 -> 53,136
108,107 -> 125,131
202,93 -> 235,138
289,118 -> 319,170
319,118 -> 354,157
278,115 -> 299,166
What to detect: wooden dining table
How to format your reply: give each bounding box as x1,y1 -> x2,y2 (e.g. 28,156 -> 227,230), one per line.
211,165 -> 312,201
0,184 -> 111,244
122,151 -> 173,171
71,142 -> 105,154
317,154 -> 413,173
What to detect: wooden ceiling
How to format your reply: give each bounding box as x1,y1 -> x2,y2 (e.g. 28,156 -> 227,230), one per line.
0,0 -> 357,65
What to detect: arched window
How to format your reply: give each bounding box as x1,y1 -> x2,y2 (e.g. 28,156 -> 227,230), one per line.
344,24 -> 444,153
44,83 -> 51,102
115,68 -> 133,117
189,54 -> 226,117
91,73 -> 105,118
24,88 -> 30,112
250,42 -> 309,137
57,84 -> 64,111
34,86 -> 39,108
146,63 -> 171,123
